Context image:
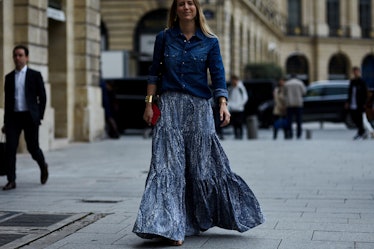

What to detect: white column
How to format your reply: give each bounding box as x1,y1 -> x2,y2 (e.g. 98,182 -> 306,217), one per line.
314,0 -> 329,36
346,0 -> 361,37
231,7 -> 241,77
241,17 -> 249,77
301,0 -> 310,35
73,0 -> 105,142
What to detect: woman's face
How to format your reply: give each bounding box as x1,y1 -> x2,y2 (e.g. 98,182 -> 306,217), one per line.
176,0 -> 197,22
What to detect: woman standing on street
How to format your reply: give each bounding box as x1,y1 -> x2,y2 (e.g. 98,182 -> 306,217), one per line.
132,0 -> 264,246
272,77 -> 287,139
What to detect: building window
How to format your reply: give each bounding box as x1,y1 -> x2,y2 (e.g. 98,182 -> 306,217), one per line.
101,21 -> 109,51
359,0 -> 372,38
48,0 -> 61,9
327,0 -> 340,36
287,0 -> 302,35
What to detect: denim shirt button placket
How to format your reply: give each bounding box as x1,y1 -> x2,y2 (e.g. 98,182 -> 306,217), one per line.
181,37 -> 190,90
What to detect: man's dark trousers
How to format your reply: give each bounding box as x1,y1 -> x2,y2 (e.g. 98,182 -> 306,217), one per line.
350,109 -> 365,136
286,107 -> 303,139
5,112 -> 46,182
231,111 -> 244,139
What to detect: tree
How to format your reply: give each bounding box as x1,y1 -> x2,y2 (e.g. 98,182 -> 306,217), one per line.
244,63 -> 283,80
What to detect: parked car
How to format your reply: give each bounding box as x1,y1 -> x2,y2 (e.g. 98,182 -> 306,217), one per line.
257,80 -> 355,128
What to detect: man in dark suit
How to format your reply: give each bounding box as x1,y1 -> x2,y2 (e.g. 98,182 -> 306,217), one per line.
2,45 -> 49,190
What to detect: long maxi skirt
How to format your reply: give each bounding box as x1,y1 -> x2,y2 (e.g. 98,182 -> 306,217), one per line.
132,92 -> 264,241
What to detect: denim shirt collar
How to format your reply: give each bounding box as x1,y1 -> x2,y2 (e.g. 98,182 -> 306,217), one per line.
170,25 -> 205,41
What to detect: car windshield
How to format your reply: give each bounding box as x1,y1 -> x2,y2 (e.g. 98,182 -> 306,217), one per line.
305,84 -> 348,97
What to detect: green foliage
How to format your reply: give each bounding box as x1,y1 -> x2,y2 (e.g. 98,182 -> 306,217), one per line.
244,63 -> 283,80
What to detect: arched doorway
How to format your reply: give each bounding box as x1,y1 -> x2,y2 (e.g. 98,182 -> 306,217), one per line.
328,53 -> 350,80
286,54 -> 309,84
362,54 -> 374,89
135,9 -> 168,76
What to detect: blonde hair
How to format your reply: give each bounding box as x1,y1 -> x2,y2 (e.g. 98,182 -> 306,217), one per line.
167,0 -> 216,38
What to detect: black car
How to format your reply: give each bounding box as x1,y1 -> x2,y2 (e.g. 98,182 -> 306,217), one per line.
257,80 -> 355,128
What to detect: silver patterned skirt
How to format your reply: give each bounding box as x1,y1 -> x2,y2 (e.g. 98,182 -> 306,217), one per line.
132,91 -> 264,241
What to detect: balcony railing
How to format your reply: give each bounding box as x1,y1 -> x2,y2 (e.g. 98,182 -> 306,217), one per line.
247,0 -> 287,32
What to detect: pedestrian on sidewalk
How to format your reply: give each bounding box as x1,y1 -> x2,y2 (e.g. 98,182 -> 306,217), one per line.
345,66 -> 368,140
363,90 -> 374,138
362,112 -> 374,138
1,45 -> 49,191
272,77 -> 287,140
133,0 -> 264,246
284,74 -> 306,139
100,79 -> 120,139
228,75 -> 248,139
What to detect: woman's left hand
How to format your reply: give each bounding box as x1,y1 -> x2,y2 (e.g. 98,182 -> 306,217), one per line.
219,103 -> 231,127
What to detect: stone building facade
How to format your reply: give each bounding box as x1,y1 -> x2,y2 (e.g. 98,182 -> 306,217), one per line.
100,0 -> 374,86
1,0 -> 373,151
0,0 -> 105,151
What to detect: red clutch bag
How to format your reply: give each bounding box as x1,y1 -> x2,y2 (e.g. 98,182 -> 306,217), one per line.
151,103 -> 161,126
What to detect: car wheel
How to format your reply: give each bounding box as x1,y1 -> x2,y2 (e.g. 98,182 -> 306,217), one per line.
344,113 -> 356,129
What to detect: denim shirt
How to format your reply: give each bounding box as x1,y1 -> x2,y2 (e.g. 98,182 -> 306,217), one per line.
148,26 -> 228,100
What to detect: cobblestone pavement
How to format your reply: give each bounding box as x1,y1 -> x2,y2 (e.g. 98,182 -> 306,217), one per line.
0,123 -> 373,249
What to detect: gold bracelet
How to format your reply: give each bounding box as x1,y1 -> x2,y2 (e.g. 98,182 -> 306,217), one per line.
145,95 -> 153,103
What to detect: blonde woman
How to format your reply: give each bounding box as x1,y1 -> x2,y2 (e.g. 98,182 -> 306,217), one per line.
133,0 -> 264,245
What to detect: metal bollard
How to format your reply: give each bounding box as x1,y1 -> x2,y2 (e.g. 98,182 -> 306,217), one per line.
246,115 -> 258,139
306,129 -> 312,139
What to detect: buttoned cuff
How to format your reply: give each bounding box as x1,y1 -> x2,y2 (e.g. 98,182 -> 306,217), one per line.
213,88 -> 228,100
147,75 -> 159,85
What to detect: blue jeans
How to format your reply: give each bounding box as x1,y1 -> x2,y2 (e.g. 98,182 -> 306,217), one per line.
286,107 -> 303,139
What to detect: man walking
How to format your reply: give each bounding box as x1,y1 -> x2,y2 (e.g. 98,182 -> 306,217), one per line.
345,66 -> 368,140
2,45 -> 49,190
284,75 -> 306,139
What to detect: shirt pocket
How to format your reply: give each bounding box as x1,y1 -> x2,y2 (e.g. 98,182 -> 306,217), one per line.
189,51 -> 207,72
164,47 -> 181,70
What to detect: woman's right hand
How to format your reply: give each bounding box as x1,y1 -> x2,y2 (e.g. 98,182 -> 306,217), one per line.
143,104 -> 153,126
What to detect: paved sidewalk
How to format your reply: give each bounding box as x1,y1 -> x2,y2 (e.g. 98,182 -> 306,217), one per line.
0,125 -> 373,249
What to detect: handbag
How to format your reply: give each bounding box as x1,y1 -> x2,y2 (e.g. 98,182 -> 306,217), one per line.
274,117 -> 288,129
151,103 -> 161,126
0,135 -> 7,176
